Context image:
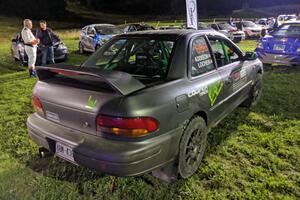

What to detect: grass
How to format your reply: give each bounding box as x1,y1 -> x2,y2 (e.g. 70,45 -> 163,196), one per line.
0,15 -> 299,200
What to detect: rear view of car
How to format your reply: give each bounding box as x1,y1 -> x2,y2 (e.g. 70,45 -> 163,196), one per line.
255,22 -> 300,66
27,30 -> 263,182
234,21 -> 262,39
209,23 -> 245,43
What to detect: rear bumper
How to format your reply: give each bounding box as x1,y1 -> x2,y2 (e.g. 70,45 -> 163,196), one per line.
255,49 -> 300,66
27,113 -> 182,176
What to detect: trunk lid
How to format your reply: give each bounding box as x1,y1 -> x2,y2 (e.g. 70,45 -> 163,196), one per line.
33,64 -> 145,135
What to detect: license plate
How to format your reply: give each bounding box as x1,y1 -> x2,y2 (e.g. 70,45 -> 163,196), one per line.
56,142 -> 75,163
273,44 -> 285,51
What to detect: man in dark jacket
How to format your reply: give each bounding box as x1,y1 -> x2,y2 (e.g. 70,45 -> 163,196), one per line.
36,20 -> 60,65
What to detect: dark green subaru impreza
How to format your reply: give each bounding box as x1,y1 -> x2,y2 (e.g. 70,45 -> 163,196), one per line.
27,30 -> 263,181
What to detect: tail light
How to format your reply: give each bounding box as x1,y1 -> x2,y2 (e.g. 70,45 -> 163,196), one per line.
32,96 -> 44,116
96,115 -> 159,137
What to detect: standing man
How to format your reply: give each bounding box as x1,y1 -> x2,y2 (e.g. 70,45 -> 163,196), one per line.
227,17 -> 234,26
36,20 -> 60,66
21,19 -> 39,77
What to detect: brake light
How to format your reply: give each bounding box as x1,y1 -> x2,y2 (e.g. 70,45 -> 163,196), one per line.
96,115 -> 159,137
32,96 -> 44,116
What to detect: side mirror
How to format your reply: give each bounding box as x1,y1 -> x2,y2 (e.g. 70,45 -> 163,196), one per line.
11,39 -> 17,43
243,52 -> 257,61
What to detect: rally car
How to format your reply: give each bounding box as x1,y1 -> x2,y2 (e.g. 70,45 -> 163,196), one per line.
11,32 -> 68,65
255,22 -> 300,66
209,23 -> 245,43
27,30 -> 263,181
79,24 -> 122,53
234,21 -> 262,39
277,14 -> 297,24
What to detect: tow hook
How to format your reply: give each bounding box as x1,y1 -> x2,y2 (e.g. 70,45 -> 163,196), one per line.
38,147 -> 53,158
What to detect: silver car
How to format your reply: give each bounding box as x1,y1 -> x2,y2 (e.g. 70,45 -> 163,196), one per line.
11,33 -> 68,65
79,24 -> 122,54
209,23 -> 245,43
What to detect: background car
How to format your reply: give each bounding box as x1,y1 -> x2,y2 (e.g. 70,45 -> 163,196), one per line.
123,23 -> 155,33
209,22 -> 245,43
234,21 -> 262,39
27,30 -> 263,181
11,32 -> 68,66
79,24 -> 122,53
255,18 -> 269,28
278,14 -> 297,24
255,22 -> 300,66
158,25 -> 182,30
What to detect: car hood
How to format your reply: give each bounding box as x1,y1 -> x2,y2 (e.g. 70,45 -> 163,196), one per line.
261,35 -> 300,53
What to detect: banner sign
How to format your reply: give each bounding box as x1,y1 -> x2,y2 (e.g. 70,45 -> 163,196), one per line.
186,0 -> 198,30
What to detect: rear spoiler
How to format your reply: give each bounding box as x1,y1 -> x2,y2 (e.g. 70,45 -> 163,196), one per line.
35,64 -> 146,96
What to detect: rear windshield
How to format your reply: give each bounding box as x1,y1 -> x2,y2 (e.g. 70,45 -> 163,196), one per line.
272,24 -> 300,37
82,38 -> 175,79
95,26 -> 122,35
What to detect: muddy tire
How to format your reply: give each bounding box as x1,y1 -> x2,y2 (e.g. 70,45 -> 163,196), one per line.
178,117 -> 208,179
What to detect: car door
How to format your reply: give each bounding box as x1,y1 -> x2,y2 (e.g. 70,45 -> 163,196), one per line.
207,35 -> 253,114
187,35 -> 229,125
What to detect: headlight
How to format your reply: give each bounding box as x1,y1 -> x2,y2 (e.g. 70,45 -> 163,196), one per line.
57,44 -> 66,50
297,47 -> 300,52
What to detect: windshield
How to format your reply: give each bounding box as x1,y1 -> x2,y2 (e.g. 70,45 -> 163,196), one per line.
218,23 -> 234,30
82,38 -> 175,79
272,24 -> 300,37
95,26 -> 122,35
242,21 -> 257,27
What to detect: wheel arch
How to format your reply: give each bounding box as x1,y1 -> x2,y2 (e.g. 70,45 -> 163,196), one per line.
194,110 -> 208,126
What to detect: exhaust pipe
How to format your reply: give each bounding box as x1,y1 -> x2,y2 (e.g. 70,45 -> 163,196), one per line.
38,147 -> 53,158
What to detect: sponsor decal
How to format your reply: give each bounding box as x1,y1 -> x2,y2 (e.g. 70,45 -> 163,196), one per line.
188,86 -> 208,98
86,96 -> 97,110
232,68 -> 247,92
193,44 -> 209,54
208,80 -> 223,107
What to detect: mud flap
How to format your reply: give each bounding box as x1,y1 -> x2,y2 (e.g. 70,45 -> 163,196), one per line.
151,161 -> 178,183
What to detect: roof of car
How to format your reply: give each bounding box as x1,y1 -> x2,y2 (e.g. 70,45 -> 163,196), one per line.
83,24 -> 115,28
128,23 -> 152,27
116,29 -> 221,39
282,21 -> 300,25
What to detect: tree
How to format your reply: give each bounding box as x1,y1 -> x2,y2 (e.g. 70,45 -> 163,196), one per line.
0,0 -> 67,20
